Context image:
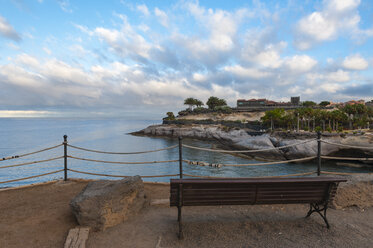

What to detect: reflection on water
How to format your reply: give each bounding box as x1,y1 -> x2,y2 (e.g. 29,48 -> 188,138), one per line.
0,118 -> 372,187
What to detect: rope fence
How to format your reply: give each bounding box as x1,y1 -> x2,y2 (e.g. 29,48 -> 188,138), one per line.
184,156 -> 316,167
0,143 -> 63,161
182,139 -> 316,153
321,140 -> 373,150
0,156 -> 64,169
321,156 -> 373,161
67,144 -> 178,154
0,133 -> 373,186
68,168 -> 180,178
0,169 -> 64,184
67,155 -> 179,165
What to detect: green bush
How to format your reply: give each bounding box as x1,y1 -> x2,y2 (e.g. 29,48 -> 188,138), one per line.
214,105 -> 232,114
163,112 -> 176,121
315,126 -> 322,132
303,127 -> 309,131
337,126 -> 343,133
193,107 -> 209,114
326,127 -> 332,133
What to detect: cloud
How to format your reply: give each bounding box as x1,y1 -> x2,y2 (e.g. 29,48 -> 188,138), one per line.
58,0 -> 73,13
341,83 -> 373,97
224,65 -> 271,79
154,8 -> 169,27
2,1 -> 373,115
294,0 -> 369,49
137,4 -> 150,17
284,55 -> 317,72
94,16 -> 153,60
0,15 -> 22,41
342,54 -> 368,70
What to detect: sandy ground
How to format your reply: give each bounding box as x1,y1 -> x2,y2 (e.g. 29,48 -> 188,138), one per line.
1,180 -> 373,248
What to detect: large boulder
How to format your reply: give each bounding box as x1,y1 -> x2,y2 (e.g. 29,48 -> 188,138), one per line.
70,176 -> 148,231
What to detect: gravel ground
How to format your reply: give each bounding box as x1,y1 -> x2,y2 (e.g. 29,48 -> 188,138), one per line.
0,179 -> 372,248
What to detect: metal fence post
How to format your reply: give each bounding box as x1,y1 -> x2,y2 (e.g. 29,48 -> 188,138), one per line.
63,135 -> 68,181
317,131 -> 321,176
178,137 -> 183,178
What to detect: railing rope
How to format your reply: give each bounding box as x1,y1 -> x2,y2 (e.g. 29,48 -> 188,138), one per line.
182,139 -> 316,153
67,156 -> 179,165
0,156 -> 64,169
68,168 -> 180,178
184,156 -> 317,167
321,140 -> 373,149
0,143 -> 63,161
0,169 -> 64,184
67,144 -> 178,154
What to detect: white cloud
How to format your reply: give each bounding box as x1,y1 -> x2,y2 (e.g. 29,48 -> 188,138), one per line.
94,17 -> 153,59
15,54 -> 40,68
326,69 -> 350,82
0,15 -> 21,41
224,65 -> 271,79
0,110 -> 57,118
137,4 -> 150,16
154,8 -> 169,27
43,47 -> 52,55
294,0 -> 367,49
342,54 -> 368,70
284,55 -> 317,72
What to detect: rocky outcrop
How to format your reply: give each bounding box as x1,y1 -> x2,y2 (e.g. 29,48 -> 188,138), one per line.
70,176 -> 148,231
333,174 -> 373,209
135,124 -> 373,161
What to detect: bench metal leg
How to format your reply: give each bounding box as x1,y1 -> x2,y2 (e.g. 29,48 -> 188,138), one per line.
178,206 -> 183,239
305,203 -> 330,228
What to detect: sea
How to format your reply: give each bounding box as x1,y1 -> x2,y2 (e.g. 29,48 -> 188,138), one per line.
1,118 -> 372,188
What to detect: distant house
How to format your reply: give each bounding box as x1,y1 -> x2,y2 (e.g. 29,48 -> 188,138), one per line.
366,101 -> 373,107
346,99 -> 365,105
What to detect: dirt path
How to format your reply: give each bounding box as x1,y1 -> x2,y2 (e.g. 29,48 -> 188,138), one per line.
1,180 -> 372,248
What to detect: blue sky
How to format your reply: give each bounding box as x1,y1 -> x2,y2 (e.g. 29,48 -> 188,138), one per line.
0,0 -> 372,117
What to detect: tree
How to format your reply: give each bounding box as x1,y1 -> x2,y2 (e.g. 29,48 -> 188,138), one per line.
194,99 -> 204,107
319,101 -> 330,107
184,97 -> 196,110
261,108 -> 285,130
206,96 -> 227,109
302,101 -> 317,107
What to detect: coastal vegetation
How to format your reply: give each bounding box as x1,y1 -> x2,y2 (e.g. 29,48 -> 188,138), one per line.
261,104 -> 373,132
166,97 -> 373,132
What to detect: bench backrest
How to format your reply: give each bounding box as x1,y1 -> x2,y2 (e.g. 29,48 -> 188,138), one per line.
170,177 -> 346,207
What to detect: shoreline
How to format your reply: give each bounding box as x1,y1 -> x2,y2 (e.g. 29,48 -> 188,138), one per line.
133,124 -> 373,163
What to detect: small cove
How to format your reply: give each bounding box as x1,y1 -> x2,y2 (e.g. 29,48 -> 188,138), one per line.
0,118 -> 372,188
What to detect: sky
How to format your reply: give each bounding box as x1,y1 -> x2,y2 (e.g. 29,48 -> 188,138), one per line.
0,0 -> 373,118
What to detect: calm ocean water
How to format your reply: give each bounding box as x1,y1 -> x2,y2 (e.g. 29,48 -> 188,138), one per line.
0,118 -> 372,188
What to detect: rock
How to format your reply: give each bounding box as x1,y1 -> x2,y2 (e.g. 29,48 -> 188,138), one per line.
70,176 -> 149,231
135,124 -> 373,161
333,174 -> 373,209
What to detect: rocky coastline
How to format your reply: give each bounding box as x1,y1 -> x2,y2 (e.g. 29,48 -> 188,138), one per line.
133,124 -> 373,163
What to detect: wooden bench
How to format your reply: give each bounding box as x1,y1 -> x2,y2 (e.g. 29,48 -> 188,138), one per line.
170,177 -> 346,238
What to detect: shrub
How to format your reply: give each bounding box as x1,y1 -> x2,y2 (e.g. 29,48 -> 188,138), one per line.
326,127 -> 332,133
163,112 -> 176,121
214,105 -> 232,114
337,126 -> 343,133
193,107 -> 209,114
315,126 -> 322,132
